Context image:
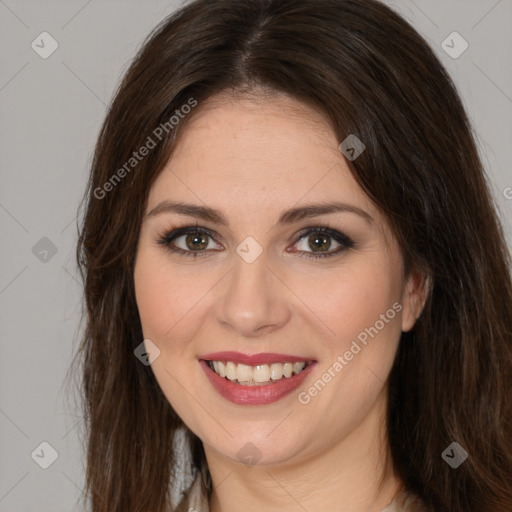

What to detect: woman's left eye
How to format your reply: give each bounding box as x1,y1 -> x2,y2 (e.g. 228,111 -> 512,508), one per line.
156,225 -> 355,259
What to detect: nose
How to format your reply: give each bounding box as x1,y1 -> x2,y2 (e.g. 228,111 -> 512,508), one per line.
216,248 -> 291,338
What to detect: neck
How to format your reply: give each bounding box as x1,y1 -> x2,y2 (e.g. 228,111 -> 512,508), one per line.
205,389 -> 401,512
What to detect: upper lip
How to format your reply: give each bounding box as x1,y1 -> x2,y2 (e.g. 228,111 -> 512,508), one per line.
199,351 -> 316,366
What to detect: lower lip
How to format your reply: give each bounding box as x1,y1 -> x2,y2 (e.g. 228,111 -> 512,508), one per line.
199,359 -> 317,405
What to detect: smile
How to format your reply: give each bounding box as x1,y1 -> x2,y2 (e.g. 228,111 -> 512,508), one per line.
198,351 -> 317,405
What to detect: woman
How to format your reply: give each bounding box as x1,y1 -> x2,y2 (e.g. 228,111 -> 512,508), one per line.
73,0 -> 512,511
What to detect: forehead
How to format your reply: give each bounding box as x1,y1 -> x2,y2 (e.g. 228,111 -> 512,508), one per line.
174,93 -> 336,170
149,93 -> 371,209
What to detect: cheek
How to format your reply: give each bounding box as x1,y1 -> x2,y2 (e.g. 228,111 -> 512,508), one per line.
134,247 -> 225,363
304,259 -> 402,350
134,248 -> 201,346
134,257 -> 172,339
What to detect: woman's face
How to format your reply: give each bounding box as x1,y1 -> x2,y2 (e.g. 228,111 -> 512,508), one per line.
134,93 -> 424,468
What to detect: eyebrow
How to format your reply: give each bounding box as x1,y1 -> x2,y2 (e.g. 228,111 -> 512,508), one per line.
146,200 -> 373,227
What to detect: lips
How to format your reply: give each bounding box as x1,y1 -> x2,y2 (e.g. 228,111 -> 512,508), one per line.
198,351 -> 317,405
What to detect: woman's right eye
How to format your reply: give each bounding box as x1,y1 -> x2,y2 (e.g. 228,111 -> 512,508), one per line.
157,226 -> 220,258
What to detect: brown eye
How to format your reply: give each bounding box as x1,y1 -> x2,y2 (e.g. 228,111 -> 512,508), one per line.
157,226 -> 219,258
184,232 -> 209,251
292,227 -> 355,260
307,233 -> 331,252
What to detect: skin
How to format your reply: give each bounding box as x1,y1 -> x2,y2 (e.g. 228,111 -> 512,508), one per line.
133,91 -> 428,512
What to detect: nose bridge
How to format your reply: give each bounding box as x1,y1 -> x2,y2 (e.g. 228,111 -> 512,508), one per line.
217,243 -> 290,336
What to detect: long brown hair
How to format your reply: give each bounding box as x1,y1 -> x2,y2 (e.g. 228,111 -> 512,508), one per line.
72,0 -> 512,510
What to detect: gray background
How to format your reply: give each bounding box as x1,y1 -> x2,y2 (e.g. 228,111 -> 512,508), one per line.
1,1 -> 511,511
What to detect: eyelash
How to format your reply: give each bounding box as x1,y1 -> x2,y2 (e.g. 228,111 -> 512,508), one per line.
156,224 -> 356,260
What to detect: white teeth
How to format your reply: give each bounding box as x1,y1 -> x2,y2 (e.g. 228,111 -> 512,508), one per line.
226,361 -> 237,380
282,362 -> 293,378
270,363 -> 283,380
253,364 -> 270,383
236,363 -> 253,382
208,360 -> 308,384
292,362 -> 304,375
